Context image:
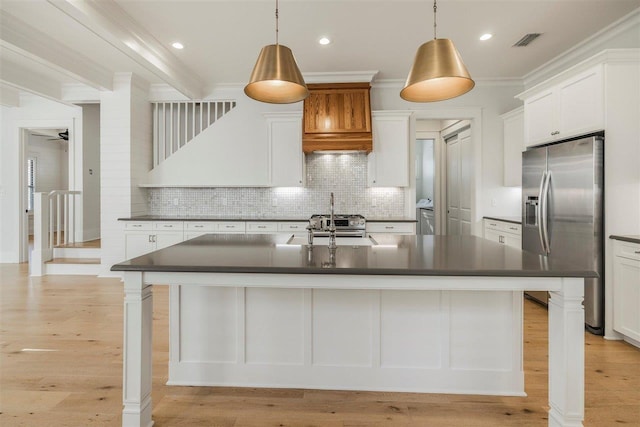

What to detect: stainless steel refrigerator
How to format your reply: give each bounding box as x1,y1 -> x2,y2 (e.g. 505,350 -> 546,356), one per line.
522,133 -> 604,334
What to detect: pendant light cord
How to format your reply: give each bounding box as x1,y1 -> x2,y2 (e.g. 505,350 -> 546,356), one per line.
433,0 -> 437,40
275,0 -> 279,45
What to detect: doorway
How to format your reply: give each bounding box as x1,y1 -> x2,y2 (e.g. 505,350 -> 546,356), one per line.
22,128 -> 70,262
413,108 -> 482,236
444,126 -> 472,236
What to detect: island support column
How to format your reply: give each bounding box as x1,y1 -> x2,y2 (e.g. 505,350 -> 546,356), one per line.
548,278 -> 585,427
122,272 -> 154,427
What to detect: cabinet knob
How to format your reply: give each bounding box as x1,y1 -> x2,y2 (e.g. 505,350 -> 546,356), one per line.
385,226 -> 394,229
635,251 -> 640,254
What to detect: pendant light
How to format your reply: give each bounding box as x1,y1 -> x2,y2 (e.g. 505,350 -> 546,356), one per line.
401,0 -> 474,102
244,0 -> 308,104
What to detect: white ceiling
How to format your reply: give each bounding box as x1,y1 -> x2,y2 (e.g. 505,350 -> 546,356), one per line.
1,0 -> 639,98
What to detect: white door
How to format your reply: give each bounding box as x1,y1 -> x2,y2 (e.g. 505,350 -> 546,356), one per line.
446,135 -> 460,235
459,129 -> 472,235
446,128 -> 472,236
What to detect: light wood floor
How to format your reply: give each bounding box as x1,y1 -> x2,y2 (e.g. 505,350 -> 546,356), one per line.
1,264 -> 638,426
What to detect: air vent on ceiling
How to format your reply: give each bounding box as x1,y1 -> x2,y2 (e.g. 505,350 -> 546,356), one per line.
513,33 -> 542,47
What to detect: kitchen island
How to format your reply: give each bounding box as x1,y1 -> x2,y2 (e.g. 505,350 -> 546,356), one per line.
112,234 -> 595,427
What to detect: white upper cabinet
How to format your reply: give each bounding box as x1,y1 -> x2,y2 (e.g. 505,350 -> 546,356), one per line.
522,65 -> 604,148
264,113 -> 305,187
501,107 -> 524,187
368,111 -> 411,187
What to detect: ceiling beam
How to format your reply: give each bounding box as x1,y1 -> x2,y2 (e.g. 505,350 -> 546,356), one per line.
0,84 -> 20,107
0,60 -> 62,102
0,10 -> 113,91
47,0 -> 204,99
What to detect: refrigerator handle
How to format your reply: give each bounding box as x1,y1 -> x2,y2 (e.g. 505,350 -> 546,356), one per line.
541,171 -> 552,254
537,171 -> 547,253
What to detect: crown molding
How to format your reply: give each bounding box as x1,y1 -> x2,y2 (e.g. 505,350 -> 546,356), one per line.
303,71 -> 379,84
523,7 -> 640,88
47,0 -> 203,99
516,48 -> 640,100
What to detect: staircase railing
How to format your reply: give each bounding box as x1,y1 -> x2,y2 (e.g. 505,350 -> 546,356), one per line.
32,190 -> 81,276
152,100 -> 236,166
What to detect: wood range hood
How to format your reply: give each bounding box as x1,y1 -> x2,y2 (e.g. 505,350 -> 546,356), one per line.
302,83 -> 372,153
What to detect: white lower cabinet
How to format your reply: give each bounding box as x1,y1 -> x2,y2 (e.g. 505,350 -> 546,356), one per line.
246,222 -> 278,234
612,239 -> 640,346
277,222 -> 308,233
124,220 -> 311,259
366,222 -> 415,234
125,221 -> 184,259
483,219 -> 522,249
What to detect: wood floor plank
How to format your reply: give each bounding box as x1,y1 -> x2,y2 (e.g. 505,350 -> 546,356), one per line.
0,263 -> 638,426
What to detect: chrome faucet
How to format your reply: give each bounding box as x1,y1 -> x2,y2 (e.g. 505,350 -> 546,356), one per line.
328,192 -> 337,249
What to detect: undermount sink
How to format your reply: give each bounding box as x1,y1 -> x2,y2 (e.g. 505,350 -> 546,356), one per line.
286,235 -> 376,247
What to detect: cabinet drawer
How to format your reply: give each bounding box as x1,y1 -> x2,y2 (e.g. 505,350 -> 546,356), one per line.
615,241 -> 640,261
124,221 -> 152,231
154,221 -> 184,231
484,219 -> 521,235
185,222 -> 217,232
216,222 -> 246,233
278,222 -> 308,232
246,222 -> 278,233
367,222 -> 415,234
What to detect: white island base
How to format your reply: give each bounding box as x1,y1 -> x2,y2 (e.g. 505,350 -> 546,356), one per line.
169,286 -> 525,395
122,272 -> 585,427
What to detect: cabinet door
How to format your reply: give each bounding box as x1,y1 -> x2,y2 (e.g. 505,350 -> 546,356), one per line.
502,108 -> 524,187
503,233 -> 522,249
125,233 -> 155,259
483,228 -> 502,244
368,112 -> 410,187
524,89 -> 556,147
366,222 -> 415,234
558,65 -> 604,139
267,113 -> 304,187
613,254 -> 640,342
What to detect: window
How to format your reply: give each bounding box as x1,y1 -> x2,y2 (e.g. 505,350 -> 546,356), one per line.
27,157 -> 36,212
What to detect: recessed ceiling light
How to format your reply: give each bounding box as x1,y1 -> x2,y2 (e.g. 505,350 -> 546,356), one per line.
479,33 -> 493,41
318,37 -> 331,45
172,42 -> 184,49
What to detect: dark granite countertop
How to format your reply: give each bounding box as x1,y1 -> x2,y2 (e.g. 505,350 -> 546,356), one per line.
119,216 -> 308,222
610,235 -> 640,244
118,216 -> 417,223
484,216 -> 522,225
112,234 -> 596,278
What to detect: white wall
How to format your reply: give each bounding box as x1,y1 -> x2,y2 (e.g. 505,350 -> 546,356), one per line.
81,104 -> 101,241
0,95 -> 82,263
147,88 -> 300,186
100,73 -> 152,276
28,135 -> 68,193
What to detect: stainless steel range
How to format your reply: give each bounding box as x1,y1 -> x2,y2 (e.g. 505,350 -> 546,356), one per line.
308,214 -> 366,237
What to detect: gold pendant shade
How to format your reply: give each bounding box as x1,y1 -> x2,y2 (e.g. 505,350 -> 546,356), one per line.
400,38 -> 475,102
244,44 -> 308,104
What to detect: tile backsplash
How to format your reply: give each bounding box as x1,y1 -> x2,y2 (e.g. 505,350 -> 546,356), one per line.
148,153 -> 405,218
